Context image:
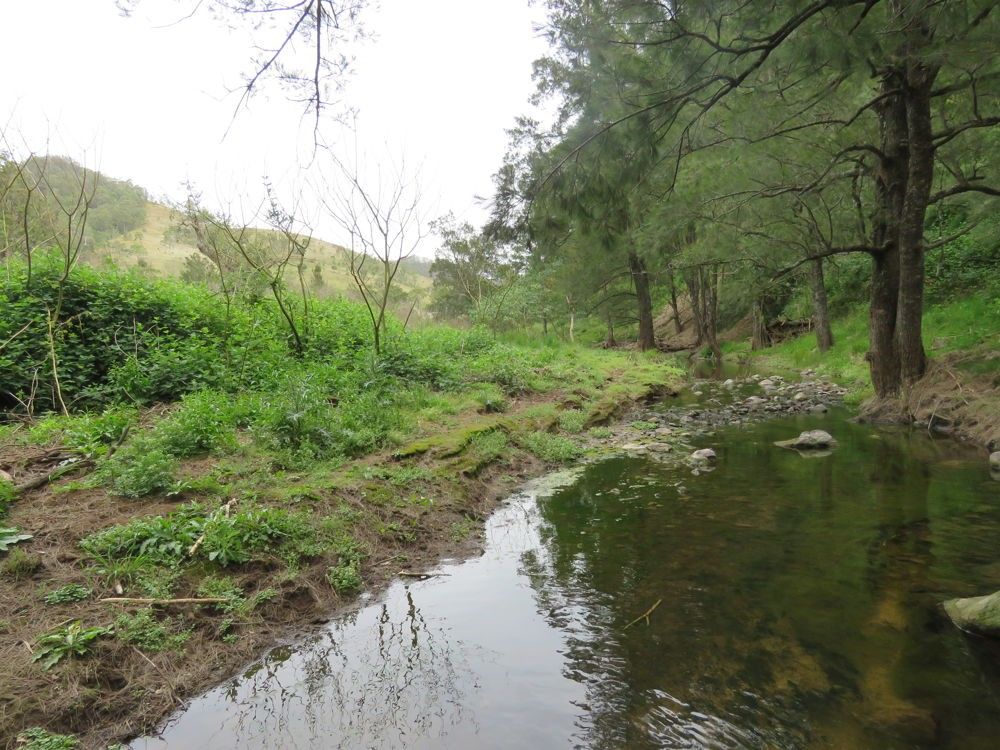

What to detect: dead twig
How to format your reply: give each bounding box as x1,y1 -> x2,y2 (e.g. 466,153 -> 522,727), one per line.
100,597 -> 227,606
624,598 -> 663,630
397,571 -> 449,579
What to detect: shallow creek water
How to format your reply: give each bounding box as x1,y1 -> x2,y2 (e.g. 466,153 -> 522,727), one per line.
134,406 -> 1000,749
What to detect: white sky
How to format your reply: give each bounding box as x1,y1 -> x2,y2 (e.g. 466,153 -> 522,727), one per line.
0,0 -> 550,255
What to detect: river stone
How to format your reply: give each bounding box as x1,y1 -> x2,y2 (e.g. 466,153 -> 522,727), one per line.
943,590 -> 1000,637
792,391 -> 808,402
991,452 -> 1000,470
759,379 -> 776,388
745,396 -> 766,407
620,443 -> 647,453
691,448 -> 716,462
722,379 -> 736,388
808,403 -> 829,414
775,430 -> 837,450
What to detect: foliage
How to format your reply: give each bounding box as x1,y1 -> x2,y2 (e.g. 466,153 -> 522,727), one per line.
15,727 -> 79,750
114,608 -> 191,652
80,502 -> 315,568
0,526 -> 33,552
33,621 -> 111,670
42,584 -> 92,605
557,410 -> 587,433
518,431 -> 581,462
0,479 -> 15,518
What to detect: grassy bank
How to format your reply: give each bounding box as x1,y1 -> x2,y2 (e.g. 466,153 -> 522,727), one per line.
722,297 -> 1000,448
723,297 -> 1000,402
0,259 -> 683,749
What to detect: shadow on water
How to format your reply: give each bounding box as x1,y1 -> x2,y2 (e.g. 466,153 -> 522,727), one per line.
133,413 -> 1000,749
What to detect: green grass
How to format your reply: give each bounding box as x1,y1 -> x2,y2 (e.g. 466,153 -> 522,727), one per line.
725,297 -> 1000,400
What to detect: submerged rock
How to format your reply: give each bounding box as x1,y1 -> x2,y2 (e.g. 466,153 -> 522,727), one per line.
990,452 -> 1000,470
775,430 -> 837,450
943,590 -> 1000,637
691,448 -> 717,462
808,403 -> 829,414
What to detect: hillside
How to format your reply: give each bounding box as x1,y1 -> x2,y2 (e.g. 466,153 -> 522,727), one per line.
87,201 -> 434,309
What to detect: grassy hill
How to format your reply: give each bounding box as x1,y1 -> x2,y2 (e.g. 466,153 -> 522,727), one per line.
86,201 -> 433,311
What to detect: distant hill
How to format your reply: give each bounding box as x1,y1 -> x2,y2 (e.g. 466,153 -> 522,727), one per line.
78,200 -> 433,326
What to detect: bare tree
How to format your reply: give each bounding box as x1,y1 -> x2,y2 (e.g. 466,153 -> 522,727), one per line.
322,154 -> 427,355
119,0 -> 367,137
208,186 -> 314,356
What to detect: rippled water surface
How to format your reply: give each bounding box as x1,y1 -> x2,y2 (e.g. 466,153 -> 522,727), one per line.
134,409 -> 1000,749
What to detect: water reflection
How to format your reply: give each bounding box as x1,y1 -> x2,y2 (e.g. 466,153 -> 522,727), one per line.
135,415 -> 1000,750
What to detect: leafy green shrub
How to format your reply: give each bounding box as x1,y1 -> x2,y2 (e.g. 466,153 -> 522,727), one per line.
253,374 -> 335,456
519,431 -> 582,463
151,390 -> 240,456
468,430 -> 508,463
0,480 -> 15,518
115,608 -> 190,652
0,258 -> 225,412
107,333 -> 228,404
16,727 -> 79,750
81,502 -> 315,568
465,345 -> 534,394
98,443 -> 178,498
326,560 -> 362,593
558,410 -> 587,433
43,584 -> 92,605
196,576 -> 276,616
33,621 -> 111,670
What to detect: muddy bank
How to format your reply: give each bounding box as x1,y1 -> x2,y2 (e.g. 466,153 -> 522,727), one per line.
0,368 -> 680,750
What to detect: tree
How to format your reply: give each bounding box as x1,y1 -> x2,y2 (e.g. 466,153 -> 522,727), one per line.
527,0 -> 1000,397
120,0 -> 367,134
322,153 -> 426,355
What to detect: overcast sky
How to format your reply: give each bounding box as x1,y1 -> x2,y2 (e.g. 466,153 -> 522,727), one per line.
0,0 -> 550,255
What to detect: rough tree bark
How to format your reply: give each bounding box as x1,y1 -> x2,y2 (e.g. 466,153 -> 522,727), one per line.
628,250 -> 655,350
809,258 -> 834,353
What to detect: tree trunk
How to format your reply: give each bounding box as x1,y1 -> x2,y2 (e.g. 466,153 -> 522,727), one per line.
604,310 -> 616,348
702,266 -> 722,362
628,251 -> 655,350
751,298 -> 769,351
809,258 -> 834,353
542,313 -> 548,335
685,270 -> 705,345
896,62 -> 937,386
868,77 -> 907,398
667,268 -> 683,334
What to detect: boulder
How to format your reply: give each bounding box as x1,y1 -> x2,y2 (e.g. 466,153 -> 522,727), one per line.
745,396 -> 766,408
691,448 -> 717,462
759,379 -> 776,388
808,403 -> 829,414
990,452 -> 1000,470
775,430 -> 837,450
620,443 -> 647,453
792,391 -> 808,402
722,379 -> 736,389
944,590 -> 1000,637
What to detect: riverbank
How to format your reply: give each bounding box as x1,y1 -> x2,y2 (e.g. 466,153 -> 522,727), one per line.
0,346 -> 683,749
723,298 -> 1000,453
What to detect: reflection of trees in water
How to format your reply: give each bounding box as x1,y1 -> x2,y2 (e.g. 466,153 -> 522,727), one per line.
521,427 -> 956,749
207,589 -> 476,749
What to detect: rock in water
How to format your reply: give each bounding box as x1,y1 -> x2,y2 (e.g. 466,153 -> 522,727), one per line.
991,452 -> 1000,470
691,448 -> 717,462
792,391 -> 807,401
775,430 -> 837,450
809,403 -> 829,414
944,590 -> 1000,637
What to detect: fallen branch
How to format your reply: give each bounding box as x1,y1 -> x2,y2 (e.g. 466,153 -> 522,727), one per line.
14,458 -> 94,496
100,597 -> 227,606
188,498 -> 238,556
397,571 -> 450,579
624,598 -> 663,630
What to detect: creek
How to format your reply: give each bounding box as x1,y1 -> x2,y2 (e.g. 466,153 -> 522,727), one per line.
133,392 -> 1000,749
